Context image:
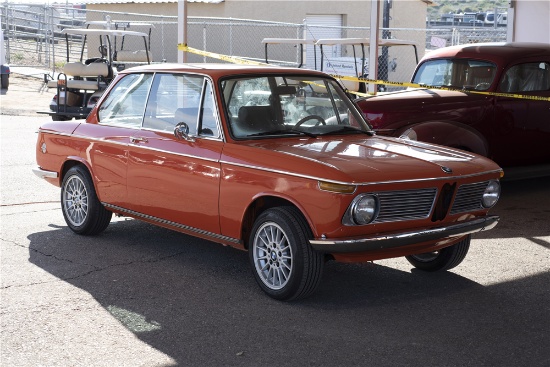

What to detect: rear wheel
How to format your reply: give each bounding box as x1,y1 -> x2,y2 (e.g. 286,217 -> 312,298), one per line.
249,207 -> 324,301
61,165 -> 112,235
1,74 -> 8,89
405,235 -> 471,271
52,115 -> 72,121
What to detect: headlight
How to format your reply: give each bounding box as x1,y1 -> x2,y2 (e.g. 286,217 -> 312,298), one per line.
482,180 -> 500,208
399,128 -> 418,141
343,194 -> 379,225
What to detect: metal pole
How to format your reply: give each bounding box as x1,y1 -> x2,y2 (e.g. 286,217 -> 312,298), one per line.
380,0 -> 391,91
178,0 -> 187,63
368,0 -> 380,94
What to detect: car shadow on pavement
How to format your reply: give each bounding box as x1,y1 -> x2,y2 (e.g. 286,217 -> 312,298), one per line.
27,209 -> 550,365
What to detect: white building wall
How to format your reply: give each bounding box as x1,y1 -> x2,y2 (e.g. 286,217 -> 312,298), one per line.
510,0 -> 550,43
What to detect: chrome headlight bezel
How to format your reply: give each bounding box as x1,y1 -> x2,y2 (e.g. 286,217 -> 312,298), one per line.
481,180 -> 501,208
343,194 -> 379,226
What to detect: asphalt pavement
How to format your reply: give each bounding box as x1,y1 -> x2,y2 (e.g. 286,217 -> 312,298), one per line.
1,73 -> 549,366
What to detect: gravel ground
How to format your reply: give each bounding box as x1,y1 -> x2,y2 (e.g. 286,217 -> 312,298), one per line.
1,73 -> 55,117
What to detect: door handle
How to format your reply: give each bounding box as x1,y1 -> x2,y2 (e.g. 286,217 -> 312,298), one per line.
130,136 -> 148,144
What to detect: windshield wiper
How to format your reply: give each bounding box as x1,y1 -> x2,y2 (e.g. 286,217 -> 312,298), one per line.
316,126 -> 374,136
247,128 -> 318,138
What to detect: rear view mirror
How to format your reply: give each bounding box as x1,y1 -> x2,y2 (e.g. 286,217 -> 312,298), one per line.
274,86 -> 297,95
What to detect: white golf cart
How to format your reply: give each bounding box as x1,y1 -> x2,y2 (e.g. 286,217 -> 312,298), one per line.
40,27 -> 151,121
262,37 -> 419,93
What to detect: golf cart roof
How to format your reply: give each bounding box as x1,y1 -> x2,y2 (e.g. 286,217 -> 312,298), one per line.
61,28 -> 149,38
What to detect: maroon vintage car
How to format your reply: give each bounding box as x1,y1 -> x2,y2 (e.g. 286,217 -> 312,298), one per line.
34,64 -> 502,300
356,42 -> 550,179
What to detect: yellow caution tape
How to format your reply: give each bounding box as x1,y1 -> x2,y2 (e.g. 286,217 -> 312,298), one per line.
178,44 -> 550,102
178,44 -> 268,66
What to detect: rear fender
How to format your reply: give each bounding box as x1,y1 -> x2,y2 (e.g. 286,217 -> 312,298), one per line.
397,121 -> 489,157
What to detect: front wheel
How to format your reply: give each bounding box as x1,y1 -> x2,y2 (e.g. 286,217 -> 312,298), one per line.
61,165 -> 112,235
405,235 -> 471,272
249,207 -> 324,301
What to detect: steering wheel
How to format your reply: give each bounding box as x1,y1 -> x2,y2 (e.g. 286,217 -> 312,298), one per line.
85,57 -> 108,65
475,82 -> 491,90
295,115 -> 326,127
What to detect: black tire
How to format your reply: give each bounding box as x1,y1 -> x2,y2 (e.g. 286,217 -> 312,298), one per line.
249,206 -> 324,301
61,165 -> 112,235
52,115 -> 72,121
405,235 -> 471,272
1,74 -> 8,89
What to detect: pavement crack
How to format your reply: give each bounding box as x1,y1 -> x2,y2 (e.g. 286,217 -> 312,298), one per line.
1,244 -> 188,290
1,200 -> 59,207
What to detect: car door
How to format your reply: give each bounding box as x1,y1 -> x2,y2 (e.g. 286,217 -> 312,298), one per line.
92,72 -> 155,206
494,61 -> 550,167
125,73 -> 224,235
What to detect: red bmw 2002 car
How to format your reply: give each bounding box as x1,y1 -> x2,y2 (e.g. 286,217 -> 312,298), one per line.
34,64 -> 502,300
356,42 -> 550,179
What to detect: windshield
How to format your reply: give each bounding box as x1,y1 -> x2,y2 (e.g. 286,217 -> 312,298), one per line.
221,75 -> 371,138
412,59 -> 497,91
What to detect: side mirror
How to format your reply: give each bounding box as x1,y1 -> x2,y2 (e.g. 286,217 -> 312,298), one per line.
174,122 -> 195,142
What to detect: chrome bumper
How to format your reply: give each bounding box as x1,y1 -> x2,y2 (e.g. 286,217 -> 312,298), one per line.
309,215 -> 499,253
32,166 -> 58,179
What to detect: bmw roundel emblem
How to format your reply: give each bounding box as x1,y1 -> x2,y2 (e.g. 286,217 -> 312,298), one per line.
441,166 -> 453,174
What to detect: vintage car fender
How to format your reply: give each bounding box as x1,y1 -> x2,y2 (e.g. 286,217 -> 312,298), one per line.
395,120 -> 489,157
241,190 -> 319,242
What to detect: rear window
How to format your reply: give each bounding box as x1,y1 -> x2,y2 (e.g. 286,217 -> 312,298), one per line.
413,59 -> 496,91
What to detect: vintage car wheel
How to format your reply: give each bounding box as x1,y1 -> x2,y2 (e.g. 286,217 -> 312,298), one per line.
61,166 -> 112,235
249,207 -> 324,301
1,74 -> 8,89
405,235 -> 471,272
52,115 -> 72,121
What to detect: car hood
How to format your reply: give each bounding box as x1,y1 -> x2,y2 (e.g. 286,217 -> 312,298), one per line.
364,88 -> 469,100
225,135 -> 500,184
356,88 -> 490,131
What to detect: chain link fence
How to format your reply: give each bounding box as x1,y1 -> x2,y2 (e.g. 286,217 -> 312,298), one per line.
2,3 -> 507,89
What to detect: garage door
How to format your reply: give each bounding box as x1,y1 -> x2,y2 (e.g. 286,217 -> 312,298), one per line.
305,14 -> 343,70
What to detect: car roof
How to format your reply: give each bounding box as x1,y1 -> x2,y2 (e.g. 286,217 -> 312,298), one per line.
119,63 -> 331,79
420,42 -> 550,65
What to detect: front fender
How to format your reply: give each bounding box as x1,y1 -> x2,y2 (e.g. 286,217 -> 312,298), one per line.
396,121 -> 489,157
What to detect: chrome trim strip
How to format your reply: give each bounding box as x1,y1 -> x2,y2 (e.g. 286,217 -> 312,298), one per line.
41,130 -> 222,163
32,166 -> 59,179
37,129 -> 73,137
309,215 -> 499,253
39,130 -> 502,187
103,203 -> 241,245
128,144 -> 221,163
221,159 -> 503,187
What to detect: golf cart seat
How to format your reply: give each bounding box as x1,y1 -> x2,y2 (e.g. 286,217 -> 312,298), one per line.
47,62 -> 110,90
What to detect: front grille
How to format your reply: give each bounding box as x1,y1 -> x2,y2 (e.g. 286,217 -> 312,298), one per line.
374,188 -> 437,223
450,181 -> 488,214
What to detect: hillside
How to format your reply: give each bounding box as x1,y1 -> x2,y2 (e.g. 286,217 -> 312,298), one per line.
428,0 -> 509,20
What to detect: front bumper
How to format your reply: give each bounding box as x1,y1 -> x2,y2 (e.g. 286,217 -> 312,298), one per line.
309,215 -> 499,253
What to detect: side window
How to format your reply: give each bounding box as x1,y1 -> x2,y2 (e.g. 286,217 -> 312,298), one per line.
199,81 -> 220,137
500,62 -> 550,93
143,74 -> 219,138
98,73 -> 153,128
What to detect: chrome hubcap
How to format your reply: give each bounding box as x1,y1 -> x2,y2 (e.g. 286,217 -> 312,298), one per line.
62,175 -> 89,226
253,222 -> 293,290
411,251 -> 440,262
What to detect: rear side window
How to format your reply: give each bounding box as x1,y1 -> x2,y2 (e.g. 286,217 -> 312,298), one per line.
98,73 -> 153,128
499,62 -> 550,92
143,73 -> 220,137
